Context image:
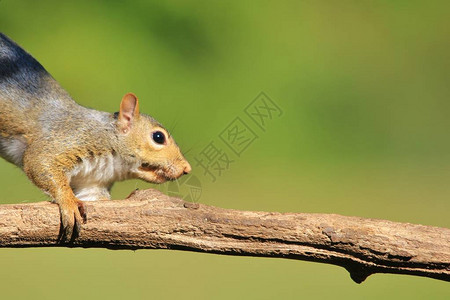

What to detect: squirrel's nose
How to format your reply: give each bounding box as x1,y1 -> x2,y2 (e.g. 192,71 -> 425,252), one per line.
183,162 -> 192,174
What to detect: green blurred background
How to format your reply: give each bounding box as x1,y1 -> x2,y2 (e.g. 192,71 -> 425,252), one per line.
1,1 -> 449,299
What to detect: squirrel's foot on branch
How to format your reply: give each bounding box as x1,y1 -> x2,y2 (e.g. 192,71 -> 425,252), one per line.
57,198 -> 86,243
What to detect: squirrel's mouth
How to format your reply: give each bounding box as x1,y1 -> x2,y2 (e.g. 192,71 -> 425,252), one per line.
138,162 -> 178,183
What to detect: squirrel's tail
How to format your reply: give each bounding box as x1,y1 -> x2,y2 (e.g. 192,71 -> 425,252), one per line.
0,33 -> 49,88
0,33 -> 75,108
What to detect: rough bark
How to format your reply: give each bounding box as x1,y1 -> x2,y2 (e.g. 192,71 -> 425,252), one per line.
0,189 -> 449,283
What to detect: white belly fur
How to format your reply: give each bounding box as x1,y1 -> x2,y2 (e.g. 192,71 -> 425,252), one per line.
69,154 -> 135,201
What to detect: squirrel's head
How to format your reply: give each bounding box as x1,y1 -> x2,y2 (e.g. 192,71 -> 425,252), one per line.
116,93 -> 191,183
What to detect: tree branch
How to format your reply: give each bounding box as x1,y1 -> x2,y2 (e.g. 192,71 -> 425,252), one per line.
0,189 -> 449,283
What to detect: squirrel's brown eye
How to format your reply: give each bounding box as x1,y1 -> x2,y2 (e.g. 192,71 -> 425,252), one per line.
152,131 -> 165,144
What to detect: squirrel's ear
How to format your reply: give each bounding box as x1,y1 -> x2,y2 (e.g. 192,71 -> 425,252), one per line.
118,93 -> 140,132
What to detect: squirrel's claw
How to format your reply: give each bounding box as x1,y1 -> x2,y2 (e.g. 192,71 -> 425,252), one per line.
58,199 -> 86,243
77,200 -> 87,223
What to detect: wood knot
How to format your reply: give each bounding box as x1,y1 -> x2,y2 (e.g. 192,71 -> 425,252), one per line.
345,265 -> 373,284
183,202 -> 199,209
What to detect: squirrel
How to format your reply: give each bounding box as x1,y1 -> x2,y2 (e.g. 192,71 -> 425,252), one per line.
0,33 -> 191,241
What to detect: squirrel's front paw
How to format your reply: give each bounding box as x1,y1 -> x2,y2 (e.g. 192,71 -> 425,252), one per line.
58,198 -> 86,242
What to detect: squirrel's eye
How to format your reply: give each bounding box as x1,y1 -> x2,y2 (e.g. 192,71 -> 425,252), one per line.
152,131 -> 166,145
